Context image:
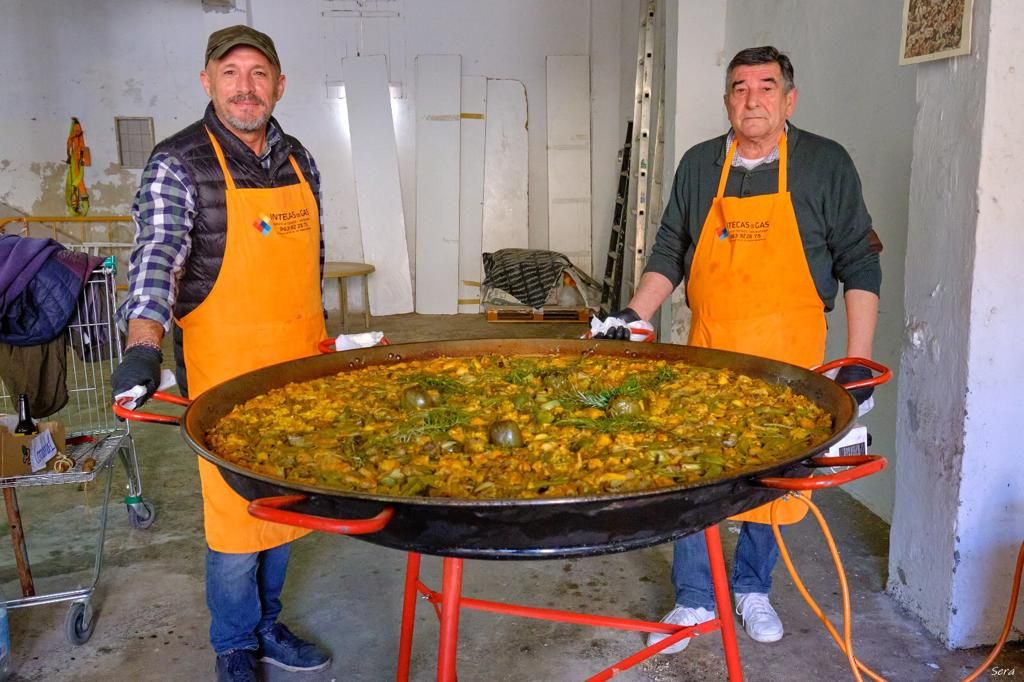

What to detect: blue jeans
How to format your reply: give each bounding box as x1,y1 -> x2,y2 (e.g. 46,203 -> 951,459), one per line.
672,522 -> 780,610
206,543 -> 291,654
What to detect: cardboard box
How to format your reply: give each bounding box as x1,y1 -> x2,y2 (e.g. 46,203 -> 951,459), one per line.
0,420 -> 67,477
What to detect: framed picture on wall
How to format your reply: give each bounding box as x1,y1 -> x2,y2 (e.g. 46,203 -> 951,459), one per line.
899,0 -> 974,65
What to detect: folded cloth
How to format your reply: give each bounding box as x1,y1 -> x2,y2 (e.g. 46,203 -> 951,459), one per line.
333,331 -> 385,351
52,249 -> 106,286
0,234 -> 63,315
0,335 -> 69,418
587,315 -> 656,342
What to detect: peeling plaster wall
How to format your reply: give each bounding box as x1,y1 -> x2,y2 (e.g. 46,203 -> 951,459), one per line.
954,0 -> 1024,636
885,0 -> 1021,648
2,0 -> 630,311
721,0 -> 916,521
886,31 -> 981,638
910,0 -> 1023,647
0,0 -> 234,218
955,1 -> 1024,644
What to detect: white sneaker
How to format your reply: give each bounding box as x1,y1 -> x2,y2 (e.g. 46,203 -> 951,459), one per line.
734,592 -> 784,643
646,605 -> 716,654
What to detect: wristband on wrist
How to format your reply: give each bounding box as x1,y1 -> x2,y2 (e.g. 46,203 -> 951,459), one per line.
125,340 -> 162,353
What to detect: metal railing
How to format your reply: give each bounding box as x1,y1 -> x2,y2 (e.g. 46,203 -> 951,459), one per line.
0,215 -> 133,250
1,215 -> 137,294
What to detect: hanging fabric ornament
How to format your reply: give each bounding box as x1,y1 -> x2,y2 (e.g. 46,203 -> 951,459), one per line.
65,117 -> 91,216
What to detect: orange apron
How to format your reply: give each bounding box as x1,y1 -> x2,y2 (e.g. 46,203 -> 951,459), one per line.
178,129 -> 326,553
686,134 -> 825,525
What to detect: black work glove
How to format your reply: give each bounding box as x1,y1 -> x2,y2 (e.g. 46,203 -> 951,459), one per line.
835,364 -> 874,405
111,345 -> 163,408
593,307 -> 641,340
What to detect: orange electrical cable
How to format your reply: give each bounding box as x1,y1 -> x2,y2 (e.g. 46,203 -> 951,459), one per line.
771,493 -> 886,682
961,540 -> 1024,682
770,494 -> 1024,682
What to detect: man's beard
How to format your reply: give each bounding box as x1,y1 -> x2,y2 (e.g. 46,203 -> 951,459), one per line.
223,93 -> 274,132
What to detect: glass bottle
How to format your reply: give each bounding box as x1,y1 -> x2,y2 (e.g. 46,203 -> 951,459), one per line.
13,395 -> 36,436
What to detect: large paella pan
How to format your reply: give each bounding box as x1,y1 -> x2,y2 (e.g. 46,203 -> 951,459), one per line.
121,339 -> 886,559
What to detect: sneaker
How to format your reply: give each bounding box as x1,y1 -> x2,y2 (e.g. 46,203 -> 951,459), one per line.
258,623 -> 332,672
215,649 -> 257,682
646,605 -> 717,654
734,592 -> 784,643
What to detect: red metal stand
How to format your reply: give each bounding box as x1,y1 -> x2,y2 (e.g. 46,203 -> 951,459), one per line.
236,452 -> 884,680
395,524 -> 744,682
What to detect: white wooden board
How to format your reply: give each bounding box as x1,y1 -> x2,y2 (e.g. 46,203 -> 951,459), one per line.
343,55 -> 414,316
546,55 -> 592,273
481,79 -> 529,254
458,76 -> 486,313
414,55 -> 461,314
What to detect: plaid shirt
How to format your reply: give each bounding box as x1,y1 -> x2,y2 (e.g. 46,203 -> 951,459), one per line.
118,122 -> 323,331
725,122 -> 789,168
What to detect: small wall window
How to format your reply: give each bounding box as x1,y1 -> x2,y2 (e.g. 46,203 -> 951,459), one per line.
115,117 -> 155,168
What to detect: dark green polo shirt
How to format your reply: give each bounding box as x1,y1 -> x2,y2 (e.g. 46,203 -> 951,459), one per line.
644,124 -> 881,311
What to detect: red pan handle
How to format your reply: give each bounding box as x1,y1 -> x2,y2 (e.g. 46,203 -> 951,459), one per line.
757,454 -> 887,490
814,357 -> 892,392
248,494 -> 395,534
318,335 -> 391,354
112,390 -> 191,425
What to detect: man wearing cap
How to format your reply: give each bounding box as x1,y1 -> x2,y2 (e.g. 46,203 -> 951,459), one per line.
112,25 -> 332,681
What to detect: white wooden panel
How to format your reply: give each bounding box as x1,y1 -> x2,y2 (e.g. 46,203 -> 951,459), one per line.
343,55 -> 414,316
546,55 -> 592,273
414,55 -> 461,314
458,76 -> 487,313
481,79 -> 529,254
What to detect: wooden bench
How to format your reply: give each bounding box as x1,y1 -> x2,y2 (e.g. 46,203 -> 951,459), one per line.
324,261 -> 375,330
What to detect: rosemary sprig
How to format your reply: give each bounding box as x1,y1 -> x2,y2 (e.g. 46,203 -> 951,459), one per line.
555,415 -> 656,433
392,407 -> 469,442
646,366 -> 678,386
505,361 -> 540,385
559,377 -> 642,409
479,395 -> 508,408
559,366 -> 678,409
405,373 -> 466,394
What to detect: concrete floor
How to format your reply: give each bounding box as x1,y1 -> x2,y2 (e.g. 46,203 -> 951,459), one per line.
3,312 -> 1022,681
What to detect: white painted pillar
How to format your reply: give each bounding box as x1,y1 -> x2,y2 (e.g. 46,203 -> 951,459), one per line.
888,0 -> 1024,647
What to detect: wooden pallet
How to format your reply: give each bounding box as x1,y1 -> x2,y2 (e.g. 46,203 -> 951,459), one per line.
485,305 -> 590,323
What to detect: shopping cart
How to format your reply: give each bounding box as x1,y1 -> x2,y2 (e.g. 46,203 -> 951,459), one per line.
0,262 -> 155,644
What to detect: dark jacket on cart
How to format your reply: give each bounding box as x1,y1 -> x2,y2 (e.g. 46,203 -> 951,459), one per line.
0,235 -> 101,346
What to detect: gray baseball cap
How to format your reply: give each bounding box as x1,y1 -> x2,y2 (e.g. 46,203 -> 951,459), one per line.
205,25 -> 280,68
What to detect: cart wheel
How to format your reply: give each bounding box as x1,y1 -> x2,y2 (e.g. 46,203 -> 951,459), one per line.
127,500 -> 156,530
65,601 -> 96,645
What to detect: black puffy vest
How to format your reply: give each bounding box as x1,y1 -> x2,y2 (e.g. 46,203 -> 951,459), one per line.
152,104 -> 321,396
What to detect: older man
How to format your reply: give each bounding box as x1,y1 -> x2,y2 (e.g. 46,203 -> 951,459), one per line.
599,45 -> 881,651
112,26 -> 331,681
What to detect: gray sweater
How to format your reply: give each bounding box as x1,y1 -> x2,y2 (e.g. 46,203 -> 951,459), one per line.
644,124 -> 881,311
